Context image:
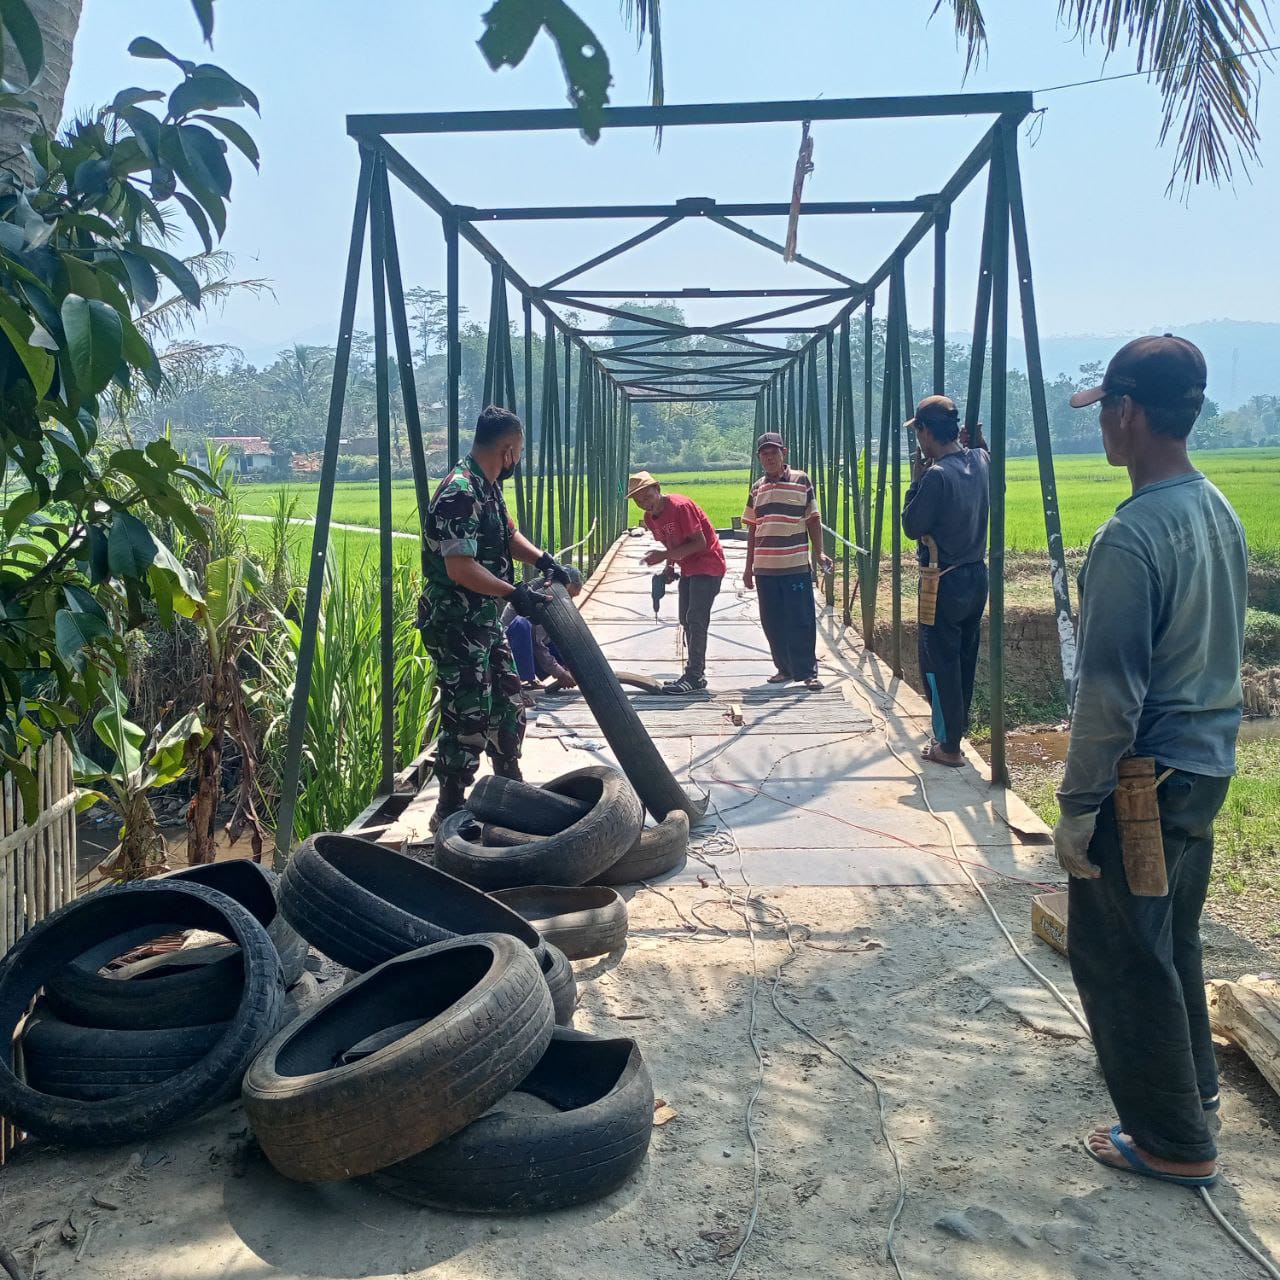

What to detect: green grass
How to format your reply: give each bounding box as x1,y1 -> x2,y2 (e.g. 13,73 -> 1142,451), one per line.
241,518 -> 418,574
235,449 -> 1280,558
1007,735 -> 1280,922
1217,736 -> 1280,900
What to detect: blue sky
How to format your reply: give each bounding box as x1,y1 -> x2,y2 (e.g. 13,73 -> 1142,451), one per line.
66,0 -> 1279,370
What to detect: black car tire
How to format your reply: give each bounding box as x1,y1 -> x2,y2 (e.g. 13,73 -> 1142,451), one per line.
20,1004 -> 231,1103
466,775 -> 590,836
539,941 -> 576,1026
591,811 -> 690,885
369,1028 -> 653,1213
435,767 -> 642,890
44,861 -> 304,1030
278,833 -> 541,972
241,934 -> 554,1182
0,881 -> 284,1146
492,886 -> 627,961
479,823 -> 540,848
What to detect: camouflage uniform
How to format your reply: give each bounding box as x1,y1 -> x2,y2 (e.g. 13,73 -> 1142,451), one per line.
418,454 -> 525,785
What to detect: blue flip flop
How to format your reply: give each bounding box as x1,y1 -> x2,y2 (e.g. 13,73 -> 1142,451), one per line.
1084,1124 -> 1218,1188
1202,1093 -> 1221,1113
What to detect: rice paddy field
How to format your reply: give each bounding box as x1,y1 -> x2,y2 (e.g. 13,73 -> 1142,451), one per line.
237,449 -> 1280,560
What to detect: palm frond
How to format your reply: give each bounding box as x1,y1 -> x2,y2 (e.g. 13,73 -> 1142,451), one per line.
932,0 -> 990,76
134,249 -> 273,344
620,0 -> 664,106
156,340 -> 243,390
1058,0 -> 1274,193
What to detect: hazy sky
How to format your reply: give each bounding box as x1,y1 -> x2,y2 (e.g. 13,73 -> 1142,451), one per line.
65,0 -> 1279,365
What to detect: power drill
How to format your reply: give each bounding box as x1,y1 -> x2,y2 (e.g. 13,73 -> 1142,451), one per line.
651,570 -> 667,618
651,565 -> 677,617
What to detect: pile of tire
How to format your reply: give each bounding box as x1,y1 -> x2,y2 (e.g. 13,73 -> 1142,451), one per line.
277,832 -> 581,1020
0,861 -> 302,1147
242,934 -> 654,1210
252,833 -> 656,1208
435,764 -> 690,892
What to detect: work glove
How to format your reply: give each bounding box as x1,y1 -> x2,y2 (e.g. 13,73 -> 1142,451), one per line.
508,581 -> 550,618
1053,810 -> 1101,880
535,551 -> 573,587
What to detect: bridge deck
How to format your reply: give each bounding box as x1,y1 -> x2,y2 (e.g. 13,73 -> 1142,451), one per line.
521,532 -> 1051,888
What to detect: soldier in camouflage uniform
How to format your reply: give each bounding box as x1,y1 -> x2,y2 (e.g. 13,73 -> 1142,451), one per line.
419,405 -> 574,828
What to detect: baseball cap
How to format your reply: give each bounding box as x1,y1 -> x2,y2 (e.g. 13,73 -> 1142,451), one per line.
755,431 -> 786,451
905,395 -> 958,431
1070,335 -> 1207,409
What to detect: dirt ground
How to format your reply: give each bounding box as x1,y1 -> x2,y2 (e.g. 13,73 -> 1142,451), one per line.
3,865 -> 1277,1280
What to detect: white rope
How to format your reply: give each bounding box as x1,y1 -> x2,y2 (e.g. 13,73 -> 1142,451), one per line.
554,516 -> 599,560
1198,1187 -> 1280,1280
820,521 -> 869,555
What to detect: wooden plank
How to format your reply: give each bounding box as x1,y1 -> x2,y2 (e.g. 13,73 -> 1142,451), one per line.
1207,975 -> 1280,1097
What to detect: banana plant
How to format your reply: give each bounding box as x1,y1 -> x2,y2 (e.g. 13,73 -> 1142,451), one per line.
73,681 -> 209,882
187,549 -> 268,865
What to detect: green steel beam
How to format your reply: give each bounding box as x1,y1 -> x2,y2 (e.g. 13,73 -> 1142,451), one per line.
545,287 -> 855,300
707,213 -> 858,287
368,156 -> 396,796
541,215 -> 683,291
987,126 -> 1012,788
457,198 -> 938,221
276,148 -> 375,865
348,93 -> 1035,137
1002,123 -> 1076,700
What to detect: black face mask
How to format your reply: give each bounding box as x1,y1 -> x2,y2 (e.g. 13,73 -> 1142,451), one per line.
498,461 -> 516,483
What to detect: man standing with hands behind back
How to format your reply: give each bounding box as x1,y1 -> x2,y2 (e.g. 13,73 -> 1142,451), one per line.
1054,336 -> 1246,1190
742,432 -> 832,690
901,395 -> 990,767
627,471 -> 726,694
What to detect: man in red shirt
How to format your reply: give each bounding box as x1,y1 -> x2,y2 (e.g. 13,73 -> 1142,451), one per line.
627,471 -> 727,694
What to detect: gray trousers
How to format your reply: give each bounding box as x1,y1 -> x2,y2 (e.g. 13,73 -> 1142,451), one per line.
677,574 -> 722,680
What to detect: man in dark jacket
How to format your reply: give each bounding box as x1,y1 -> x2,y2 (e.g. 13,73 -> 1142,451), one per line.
1056,336 -> 1246,1189
901,396 -> 989,766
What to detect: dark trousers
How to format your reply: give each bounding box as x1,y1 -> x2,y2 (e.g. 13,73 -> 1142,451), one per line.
756,571 -> 818,681
1068,769 -> 1231,1163
918,562 -> 987,753
422,623 -> 525,786
677,574 -> 722,680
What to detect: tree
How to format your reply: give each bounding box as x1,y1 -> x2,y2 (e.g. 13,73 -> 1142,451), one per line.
480,0 -> 1273,192
0,1 -> 257,808
404,286 -> 465,364
0,0 -> 84,171
263,344 -> 332,450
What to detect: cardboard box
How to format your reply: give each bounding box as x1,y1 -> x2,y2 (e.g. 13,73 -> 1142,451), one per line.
1031,891 -> 1069,957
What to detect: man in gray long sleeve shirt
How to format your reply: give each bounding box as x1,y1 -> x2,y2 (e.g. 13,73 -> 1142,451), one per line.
1055,336 -> 1247,1191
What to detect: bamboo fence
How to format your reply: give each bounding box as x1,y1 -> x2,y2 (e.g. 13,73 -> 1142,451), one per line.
1,737 -> 78,1164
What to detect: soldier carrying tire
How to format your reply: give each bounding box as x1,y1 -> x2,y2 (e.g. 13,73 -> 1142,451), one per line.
418,405 -> 574,831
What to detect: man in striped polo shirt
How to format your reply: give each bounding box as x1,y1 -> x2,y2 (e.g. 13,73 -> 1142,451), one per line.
742,432 -> 832,690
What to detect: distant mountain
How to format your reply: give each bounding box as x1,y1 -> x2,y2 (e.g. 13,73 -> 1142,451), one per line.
1000,320 -> 1280,409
